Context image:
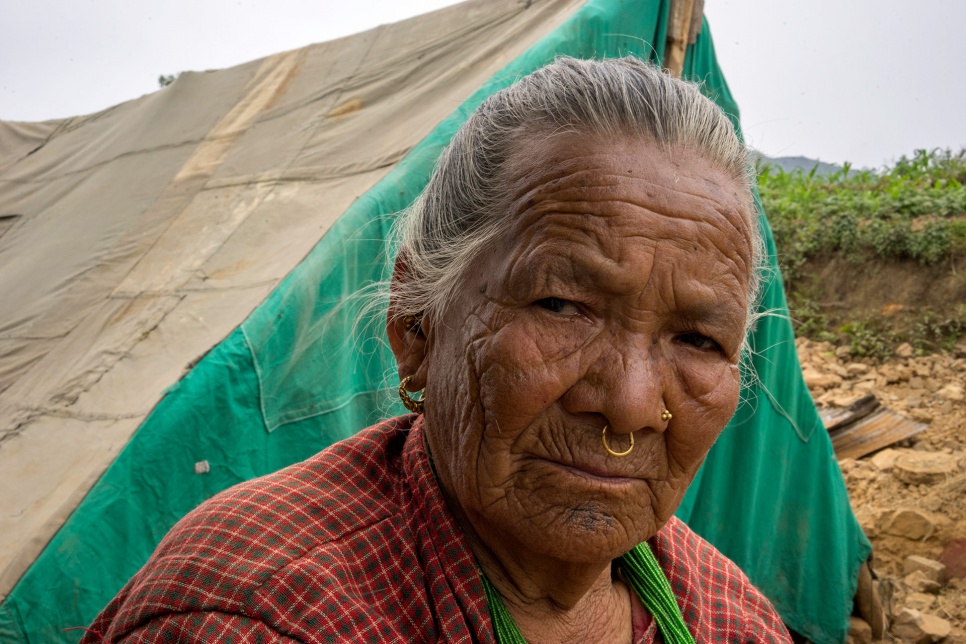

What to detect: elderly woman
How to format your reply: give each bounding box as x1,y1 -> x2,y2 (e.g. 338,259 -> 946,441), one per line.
83,57 -> 790,643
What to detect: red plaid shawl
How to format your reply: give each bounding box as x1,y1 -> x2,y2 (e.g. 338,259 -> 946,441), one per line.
82,416 -> 790,643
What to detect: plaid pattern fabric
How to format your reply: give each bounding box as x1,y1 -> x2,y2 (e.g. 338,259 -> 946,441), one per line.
82,416 -> 790,643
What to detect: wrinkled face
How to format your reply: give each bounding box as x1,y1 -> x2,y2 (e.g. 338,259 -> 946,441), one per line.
417,133 -> 754,565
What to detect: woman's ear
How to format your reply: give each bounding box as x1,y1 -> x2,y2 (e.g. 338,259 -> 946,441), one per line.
386,255 -> 429,389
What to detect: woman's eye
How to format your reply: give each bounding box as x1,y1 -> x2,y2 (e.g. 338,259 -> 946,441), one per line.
535,297 -> 578,315
677,332 -> 721,351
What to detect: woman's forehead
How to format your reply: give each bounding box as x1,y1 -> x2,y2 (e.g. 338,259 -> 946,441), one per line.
500,133 -> 755,274
500,213 -> 750,318
512,132 -> 744,205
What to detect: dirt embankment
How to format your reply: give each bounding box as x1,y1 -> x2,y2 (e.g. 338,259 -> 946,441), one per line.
801,256 -> 966,326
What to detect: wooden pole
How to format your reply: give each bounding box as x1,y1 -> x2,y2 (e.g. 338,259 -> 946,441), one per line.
688,0 -> 705,46
665,0 -> 704,78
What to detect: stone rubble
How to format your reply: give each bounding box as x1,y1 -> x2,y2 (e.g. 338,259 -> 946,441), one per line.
904,570 -> 943,595
893,608 -> 953,643
941,539 -> 966,580
797,338 -> 966,642
904,556 -> 948,583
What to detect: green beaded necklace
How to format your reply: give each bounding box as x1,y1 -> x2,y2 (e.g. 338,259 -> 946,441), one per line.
479,542 -> 695,644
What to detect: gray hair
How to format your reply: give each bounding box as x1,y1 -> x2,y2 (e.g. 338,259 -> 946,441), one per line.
392,56 -> 764,338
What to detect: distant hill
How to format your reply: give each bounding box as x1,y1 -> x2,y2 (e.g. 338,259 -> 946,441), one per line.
752,150 -> 843,176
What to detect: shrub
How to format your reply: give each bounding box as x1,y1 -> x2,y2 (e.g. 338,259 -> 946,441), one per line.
761,147 -> 966,280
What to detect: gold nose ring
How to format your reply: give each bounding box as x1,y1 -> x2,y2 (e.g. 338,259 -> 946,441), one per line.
602,425 -> 634,457
661,409 -> 672,422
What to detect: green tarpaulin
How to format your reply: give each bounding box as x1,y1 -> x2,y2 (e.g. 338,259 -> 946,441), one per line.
0,1 -> 870,642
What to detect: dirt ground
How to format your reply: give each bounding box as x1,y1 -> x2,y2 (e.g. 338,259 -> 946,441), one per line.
797,338 -> 966,643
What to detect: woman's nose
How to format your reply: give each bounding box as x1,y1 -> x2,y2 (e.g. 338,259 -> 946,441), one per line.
603,352 -> 669,434
564,343 -> 670,435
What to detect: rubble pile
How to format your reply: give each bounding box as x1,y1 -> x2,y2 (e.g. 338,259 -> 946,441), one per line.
796,339 -> 966,643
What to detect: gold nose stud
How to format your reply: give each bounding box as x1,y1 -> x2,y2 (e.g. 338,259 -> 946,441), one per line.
661,409 -> 673,422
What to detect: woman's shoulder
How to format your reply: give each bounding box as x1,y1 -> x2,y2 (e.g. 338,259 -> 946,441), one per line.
87,417 -> 420,640
162,415 -> 413,553
652,517 -> 792,643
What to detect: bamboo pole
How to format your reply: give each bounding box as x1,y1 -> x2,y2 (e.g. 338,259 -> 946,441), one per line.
688,0 -> 705,45
665,0 -> 703,78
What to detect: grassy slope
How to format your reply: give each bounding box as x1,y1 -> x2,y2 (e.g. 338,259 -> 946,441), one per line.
761,148 -> 966,359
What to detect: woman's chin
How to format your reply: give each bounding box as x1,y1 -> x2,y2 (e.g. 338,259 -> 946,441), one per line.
459,458 -> 679,566
484,496 -> 662,567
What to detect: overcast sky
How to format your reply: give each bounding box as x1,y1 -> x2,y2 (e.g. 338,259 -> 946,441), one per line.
1,0 -> 963,170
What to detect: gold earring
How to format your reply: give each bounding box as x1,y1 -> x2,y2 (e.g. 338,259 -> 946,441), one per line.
398,375 -> 425,414
602,425 -> 634,457
661,409 -> 673,422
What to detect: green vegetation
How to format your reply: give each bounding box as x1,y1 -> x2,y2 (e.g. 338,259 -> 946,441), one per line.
158,73 -> 180,88
839,320 -> 892,361
761,148 -> 966,358
831,308 -> 966,361
761,148 -> 966,281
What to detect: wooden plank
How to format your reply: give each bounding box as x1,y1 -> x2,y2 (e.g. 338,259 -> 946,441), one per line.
665,0 -> 700,78
820,395 -> 928,460
820,394 -> 880,432
828,409 -> 928,460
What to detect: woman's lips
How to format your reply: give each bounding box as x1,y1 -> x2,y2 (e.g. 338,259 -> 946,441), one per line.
548,459 -> 641,484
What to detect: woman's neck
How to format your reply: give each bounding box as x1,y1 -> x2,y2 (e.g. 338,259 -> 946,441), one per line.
460,513 -> 633,643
